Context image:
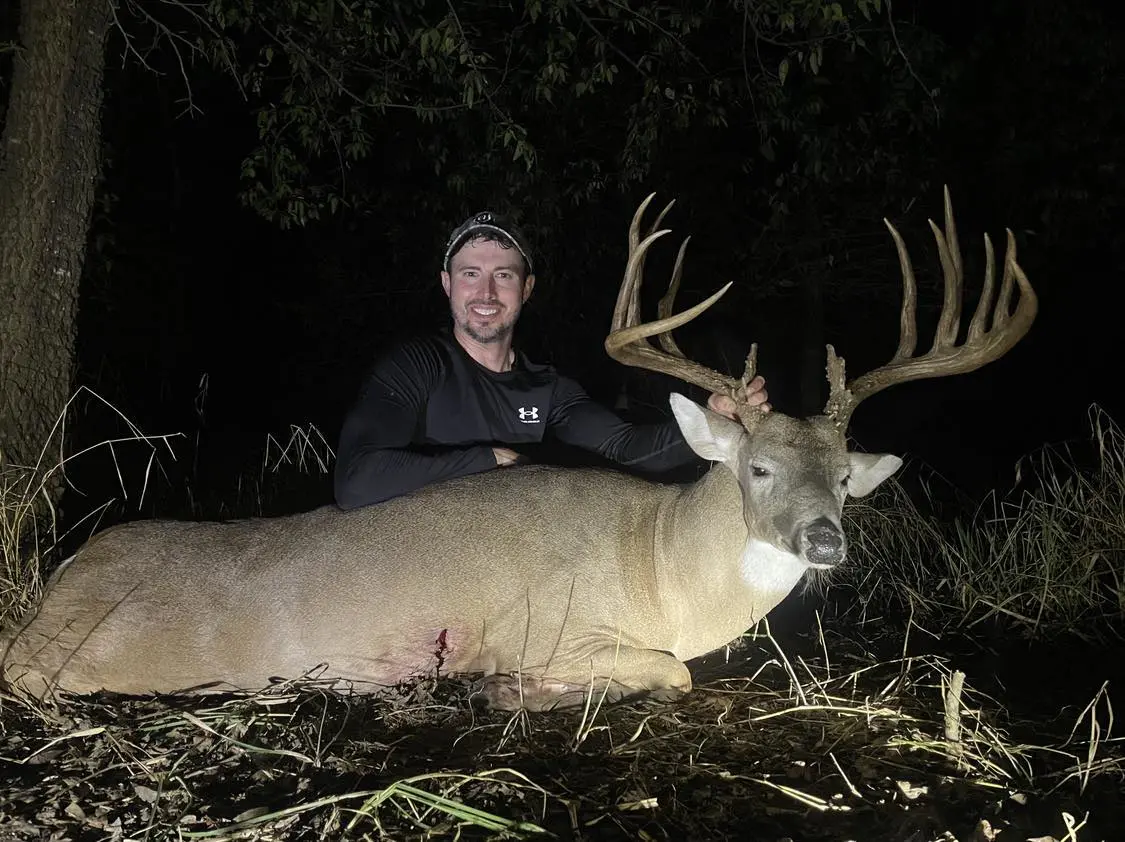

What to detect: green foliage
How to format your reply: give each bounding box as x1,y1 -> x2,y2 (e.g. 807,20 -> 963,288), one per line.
196,0 -> 940,236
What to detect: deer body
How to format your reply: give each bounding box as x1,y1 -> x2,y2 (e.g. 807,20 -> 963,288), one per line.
1,188 -> 1036,710
2,403 -> 894,710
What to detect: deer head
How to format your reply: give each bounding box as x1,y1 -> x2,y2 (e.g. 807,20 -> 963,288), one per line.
605,189 -> 1037,568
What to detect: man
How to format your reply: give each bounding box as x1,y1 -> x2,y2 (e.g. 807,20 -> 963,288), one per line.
334,211 -> 769,510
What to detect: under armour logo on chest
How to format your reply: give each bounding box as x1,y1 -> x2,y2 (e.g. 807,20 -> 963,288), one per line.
518,406 -> 540,423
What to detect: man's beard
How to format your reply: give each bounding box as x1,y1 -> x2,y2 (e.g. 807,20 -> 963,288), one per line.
454,302 -> 520,344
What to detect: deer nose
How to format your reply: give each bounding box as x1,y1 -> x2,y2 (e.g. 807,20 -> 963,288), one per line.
800,517 -> 846,566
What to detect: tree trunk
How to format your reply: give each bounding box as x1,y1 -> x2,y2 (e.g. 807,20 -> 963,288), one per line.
0,0 -> 112,477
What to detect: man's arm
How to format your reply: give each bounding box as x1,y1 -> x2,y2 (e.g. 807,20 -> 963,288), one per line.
334,341 -> 498,509
545,377 -> 699,473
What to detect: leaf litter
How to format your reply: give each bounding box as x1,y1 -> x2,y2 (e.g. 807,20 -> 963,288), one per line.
0,623 -> 1122,841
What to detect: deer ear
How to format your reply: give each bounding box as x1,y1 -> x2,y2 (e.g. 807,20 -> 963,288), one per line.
847,452 -> 903,497
670,393 -> 744,464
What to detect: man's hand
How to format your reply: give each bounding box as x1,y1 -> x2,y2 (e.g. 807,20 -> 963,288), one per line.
492,447 -> 522,467
706,375 -> 771,423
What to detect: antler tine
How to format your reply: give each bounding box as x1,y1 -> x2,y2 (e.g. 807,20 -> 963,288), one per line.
655,236 -> 691,358
656,235 -> 763,386
825,186 -> 1038,430
607,194 -> 757,418
931,184 -> 964,352
995,229 -> 1026,331
966,229 -> 995,343
616,193 -> 676,333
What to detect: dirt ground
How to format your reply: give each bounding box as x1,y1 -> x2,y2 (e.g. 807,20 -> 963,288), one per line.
1,623 -> 1122,841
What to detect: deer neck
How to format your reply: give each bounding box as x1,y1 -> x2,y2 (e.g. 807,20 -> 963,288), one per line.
656,465 -> 808,657
662,467 -> 747,574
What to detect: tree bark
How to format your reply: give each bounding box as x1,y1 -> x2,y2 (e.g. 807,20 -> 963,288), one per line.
0,0 -> 112,475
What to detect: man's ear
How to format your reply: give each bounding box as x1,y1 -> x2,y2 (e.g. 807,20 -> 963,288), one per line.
522,272 -> 536,303
440,271 -> 452,298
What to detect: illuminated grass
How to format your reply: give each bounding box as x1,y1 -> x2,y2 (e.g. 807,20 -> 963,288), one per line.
843,404 -> 1125,640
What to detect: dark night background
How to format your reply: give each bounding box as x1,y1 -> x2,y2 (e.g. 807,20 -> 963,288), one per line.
4,5 -> 1125,836
14,0 -> 1119,526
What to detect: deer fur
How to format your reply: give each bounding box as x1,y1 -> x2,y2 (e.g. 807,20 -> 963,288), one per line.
1,396 -> 900,711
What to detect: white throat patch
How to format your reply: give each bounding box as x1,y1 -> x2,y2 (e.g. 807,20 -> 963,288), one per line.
739,538 -> 808,595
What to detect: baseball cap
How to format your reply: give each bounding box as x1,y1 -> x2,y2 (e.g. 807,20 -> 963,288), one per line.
443,211 -> 534,274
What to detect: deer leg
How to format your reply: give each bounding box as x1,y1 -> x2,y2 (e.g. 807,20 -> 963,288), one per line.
479,645 -> 692,712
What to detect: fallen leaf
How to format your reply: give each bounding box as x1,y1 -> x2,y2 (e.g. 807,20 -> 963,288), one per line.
134,784 -> 159,804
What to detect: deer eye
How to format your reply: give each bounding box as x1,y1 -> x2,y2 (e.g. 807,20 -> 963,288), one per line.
751,465 -> 771,478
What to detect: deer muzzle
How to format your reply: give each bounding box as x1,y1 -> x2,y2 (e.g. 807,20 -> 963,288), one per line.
799,517 -> 846,567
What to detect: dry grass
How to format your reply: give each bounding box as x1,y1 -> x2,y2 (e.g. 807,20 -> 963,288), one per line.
182,422 -> 334,522
0,457 -> 51,625
1,624 -> 1119,840
0,387 -> 189,630
841,404 -> 1125,641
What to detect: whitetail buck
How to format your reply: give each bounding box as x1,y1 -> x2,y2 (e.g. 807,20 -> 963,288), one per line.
1,188 -> 1036,711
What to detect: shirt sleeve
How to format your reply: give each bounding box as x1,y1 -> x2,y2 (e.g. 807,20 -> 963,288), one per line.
334,340 -> 498,509
546,375 -> 700,473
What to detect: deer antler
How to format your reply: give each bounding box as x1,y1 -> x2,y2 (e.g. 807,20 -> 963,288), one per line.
824,186 -> 1038,429
605,193 -> 766,429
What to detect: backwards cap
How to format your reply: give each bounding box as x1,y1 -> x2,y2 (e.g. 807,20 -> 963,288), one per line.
443,211 -> 534,274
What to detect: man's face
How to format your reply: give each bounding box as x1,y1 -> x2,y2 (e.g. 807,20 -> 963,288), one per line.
441,238 -> 535,345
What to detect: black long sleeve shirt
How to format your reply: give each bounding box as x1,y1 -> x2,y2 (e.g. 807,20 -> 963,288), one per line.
333,331 -> 698,509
